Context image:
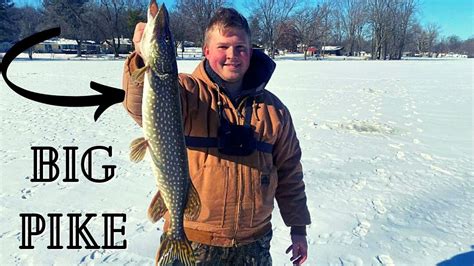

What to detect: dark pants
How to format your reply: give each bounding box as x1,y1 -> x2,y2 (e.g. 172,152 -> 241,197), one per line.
160,231 -> 273,266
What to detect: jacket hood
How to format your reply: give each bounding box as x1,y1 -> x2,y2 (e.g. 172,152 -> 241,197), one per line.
192,49 -> 276,99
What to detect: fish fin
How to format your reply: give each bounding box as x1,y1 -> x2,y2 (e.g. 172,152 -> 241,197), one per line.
156,234 -> 195,266
131,66 -> 147,83
147,190 -> 168,223
184,180 -> 201,221
130,137 -> 148,162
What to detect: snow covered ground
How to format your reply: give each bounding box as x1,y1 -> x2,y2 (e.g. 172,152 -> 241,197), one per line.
0,55 -> 472,265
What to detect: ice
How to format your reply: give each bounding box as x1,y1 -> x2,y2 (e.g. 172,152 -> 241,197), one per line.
0,55 -> 472,265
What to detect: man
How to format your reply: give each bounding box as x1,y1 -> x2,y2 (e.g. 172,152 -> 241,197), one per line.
123,7 -> 311,265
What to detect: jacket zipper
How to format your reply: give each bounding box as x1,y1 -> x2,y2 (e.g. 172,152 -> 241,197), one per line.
215,83 -> 248,124
232,163 -> 243,247
215,83 -> 247,247
232,102 -> 246,247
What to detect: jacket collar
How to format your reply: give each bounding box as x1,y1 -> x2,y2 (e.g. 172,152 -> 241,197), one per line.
192,49 -> 276,100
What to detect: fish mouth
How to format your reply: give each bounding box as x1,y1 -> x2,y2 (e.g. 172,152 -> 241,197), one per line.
149,0 -> 159,18
145,0 -> 170,34
151,1 -> 170,31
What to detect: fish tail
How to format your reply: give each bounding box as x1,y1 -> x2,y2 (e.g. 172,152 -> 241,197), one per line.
156,234 -> 195,266
184,181 -> 201,221
130,137 -> 148,162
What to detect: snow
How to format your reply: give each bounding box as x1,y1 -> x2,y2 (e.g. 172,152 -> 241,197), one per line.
0,55 -> 472,265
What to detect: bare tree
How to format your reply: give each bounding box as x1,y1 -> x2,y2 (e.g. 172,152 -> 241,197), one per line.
42,0 -> 92,57
404,20 -> 422,54
424,23 -> 440,55
292,4 -> 317,60
170,9 -> 194,57
14,6 -> 43,59
248,13 -> 263,45
405,20 -> 439,56
388,0 -> 417,59
335,0 -> 368,56
248,0 -> 299,58
275,20 -> 299,53
367,0 -> 391,59
367,0 -> 418,60
460,38 -> 474,57
89,0 -> 128,57
175,0 -> 228,46
314,1 -> 334,57
446,35 -> 462,53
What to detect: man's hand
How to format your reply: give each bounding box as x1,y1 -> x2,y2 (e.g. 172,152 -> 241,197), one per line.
285,234 -> 308,265
133,22 -> 146,56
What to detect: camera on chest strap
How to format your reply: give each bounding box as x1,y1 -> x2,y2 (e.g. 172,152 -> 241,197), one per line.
217,118 -> 256,156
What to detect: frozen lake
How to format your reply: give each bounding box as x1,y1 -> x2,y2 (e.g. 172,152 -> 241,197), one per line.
0,57 -> 472,265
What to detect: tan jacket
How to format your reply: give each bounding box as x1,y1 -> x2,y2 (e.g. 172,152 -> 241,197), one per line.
123,51 -> 311,247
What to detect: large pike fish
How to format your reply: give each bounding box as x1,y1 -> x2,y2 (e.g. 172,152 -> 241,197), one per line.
130,1 -> 200,265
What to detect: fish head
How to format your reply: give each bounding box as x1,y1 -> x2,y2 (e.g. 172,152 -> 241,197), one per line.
140,0 -> 177,75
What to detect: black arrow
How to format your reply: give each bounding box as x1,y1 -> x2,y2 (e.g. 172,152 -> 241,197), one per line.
0,27 -> 125,121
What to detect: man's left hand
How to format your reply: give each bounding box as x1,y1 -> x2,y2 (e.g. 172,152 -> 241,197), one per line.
285,234 -> 308,265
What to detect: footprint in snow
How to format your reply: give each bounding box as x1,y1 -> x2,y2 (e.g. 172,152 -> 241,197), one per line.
377,254 -> 395,266
352,220 -> 371,238
352,178 -> 367,191
0,230 -> 20,239
20,188 -> 32,199
372,199 -> 387,214
375,168 -> 388,176
396,151 -> 405,160
79,250 -> 108,264
388,143 -> 403,149
420,153 -> 433,161
430,165 -> 453,176
339,255 -> 364,266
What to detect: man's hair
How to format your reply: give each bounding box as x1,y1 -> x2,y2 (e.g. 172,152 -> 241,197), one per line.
204,7 -> 251,45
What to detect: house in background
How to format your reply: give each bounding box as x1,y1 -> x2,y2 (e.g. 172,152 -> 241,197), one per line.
321,46 -> 344,56
34,38 -> 101,54
306,46 -> 318,56
296,44 -> 345,57
102,37 -> 133,54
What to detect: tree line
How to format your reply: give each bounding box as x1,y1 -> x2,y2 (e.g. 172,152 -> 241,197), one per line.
249,0 -> 473,59
1,0 -> 473,59
1,0 -> 148,57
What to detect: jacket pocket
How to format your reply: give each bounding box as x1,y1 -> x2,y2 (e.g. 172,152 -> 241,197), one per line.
251,166 -> 278,227
191,165 -> 229,227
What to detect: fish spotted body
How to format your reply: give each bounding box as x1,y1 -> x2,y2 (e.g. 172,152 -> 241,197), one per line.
130,1 -> 200,265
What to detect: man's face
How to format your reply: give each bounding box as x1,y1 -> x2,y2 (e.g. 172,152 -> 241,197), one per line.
204,27 -> 252,84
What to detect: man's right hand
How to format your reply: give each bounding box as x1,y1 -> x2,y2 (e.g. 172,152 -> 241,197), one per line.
133,22 -> 146,56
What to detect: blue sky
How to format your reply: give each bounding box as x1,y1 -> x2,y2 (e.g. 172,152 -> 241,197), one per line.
417,0 -> 473,39
13,0 -> 474,39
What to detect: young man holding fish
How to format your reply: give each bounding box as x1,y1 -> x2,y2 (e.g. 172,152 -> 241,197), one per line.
123,5 -> 311,265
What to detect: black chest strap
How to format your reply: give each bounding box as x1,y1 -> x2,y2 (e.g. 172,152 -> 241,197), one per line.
184,136 -> 274,154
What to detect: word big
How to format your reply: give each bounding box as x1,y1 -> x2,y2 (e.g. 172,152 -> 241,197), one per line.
31,146 -> 116,183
